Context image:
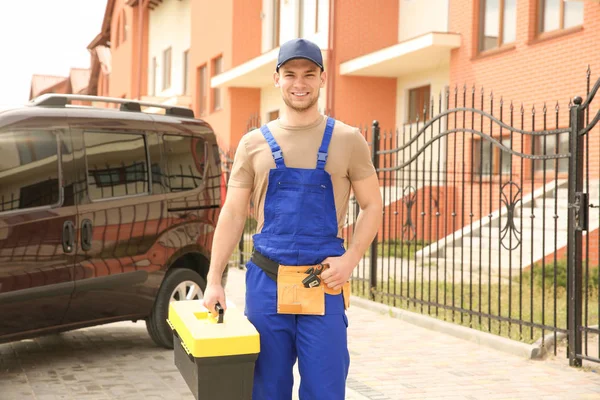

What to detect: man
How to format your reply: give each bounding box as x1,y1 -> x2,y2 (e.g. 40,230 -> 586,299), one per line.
203,38 -> 383,399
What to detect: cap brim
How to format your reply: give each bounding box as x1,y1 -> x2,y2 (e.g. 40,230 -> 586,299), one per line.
277,56 -> 324,71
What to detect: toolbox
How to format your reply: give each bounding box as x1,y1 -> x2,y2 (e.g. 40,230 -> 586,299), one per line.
167,300 -> 260,400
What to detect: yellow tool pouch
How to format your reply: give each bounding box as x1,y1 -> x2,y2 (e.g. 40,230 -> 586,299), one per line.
276,265 -> 351,315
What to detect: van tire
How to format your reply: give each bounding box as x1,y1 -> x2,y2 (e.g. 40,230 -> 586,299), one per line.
146,268 -> 206,349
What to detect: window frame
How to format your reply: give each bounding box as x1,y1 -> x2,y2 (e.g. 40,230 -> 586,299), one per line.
273,0 -> 281,49
0,128 -> 64,215
183,50 -> 190,96
82,130 -> 152,203
537,0 -> 584,36
163,47 -> 172,91
471,135 -> 513,178
212,56 -> 223,112
197,64 -> 208,116
151,57 -> 157,96
407,85 -> 431,125
478,0 -> 516,53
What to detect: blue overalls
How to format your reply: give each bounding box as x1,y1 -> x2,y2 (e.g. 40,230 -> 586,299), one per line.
244,117 -> 350,400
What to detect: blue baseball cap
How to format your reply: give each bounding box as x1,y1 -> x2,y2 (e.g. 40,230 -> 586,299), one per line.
276,38 -> 324,72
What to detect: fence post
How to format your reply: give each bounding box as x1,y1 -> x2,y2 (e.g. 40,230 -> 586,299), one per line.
567,97 -> 584,367
370,120 -> 380,300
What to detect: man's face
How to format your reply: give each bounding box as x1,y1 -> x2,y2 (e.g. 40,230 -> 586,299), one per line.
274,58 -> 326,113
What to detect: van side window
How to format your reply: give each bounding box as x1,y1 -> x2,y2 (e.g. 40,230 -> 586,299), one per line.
0,129 -> 60,212
163,135 -> 206,192
84,131 -> 149,200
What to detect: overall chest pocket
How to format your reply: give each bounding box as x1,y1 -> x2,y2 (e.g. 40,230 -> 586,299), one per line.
274,181 -> 327,236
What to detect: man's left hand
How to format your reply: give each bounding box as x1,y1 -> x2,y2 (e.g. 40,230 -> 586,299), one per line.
320,255 -> 355,291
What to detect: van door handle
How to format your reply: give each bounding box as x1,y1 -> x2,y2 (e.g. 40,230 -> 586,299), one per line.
81,219 -> 93,251
62,220 -> 75,253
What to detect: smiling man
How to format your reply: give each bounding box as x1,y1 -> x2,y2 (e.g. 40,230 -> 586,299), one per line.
203,38 -> 383,400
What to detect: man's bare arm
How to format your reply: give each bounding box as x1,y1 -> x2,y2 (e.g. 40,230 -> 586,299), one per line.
321,173 -> 382,290
207,186 -> 252,285
344,173 -> 383,266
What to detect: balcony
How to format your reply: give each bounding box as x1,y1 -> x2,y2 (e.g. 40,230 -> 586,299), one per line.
339,32 -> 460,78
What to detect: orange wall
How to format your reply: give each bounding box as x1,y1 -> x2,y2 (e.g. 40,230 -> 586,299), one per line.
109,0 -> 135,99
449,0 -> 600,179
190,0 -> 234,150
231,0 -> 262,67
332,0 -> 399,131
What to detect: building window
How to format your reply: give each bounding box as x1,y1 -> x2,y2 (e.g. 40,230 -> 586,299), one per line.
197,65 -> 207,116
407,85 -> 431,124
183,50 -> 190,95
151,57 -> 157,96
272,0 -> 280,48
534,133 -> 568,173
121,10 -> 127,42
479,0 -> 517,52
163,47 -> 172,91
298,0 -> 319,37
212,56 -> 223,111
267,110 -> 279,122
115,14 -> 121,47
538,0 -> 583,34
472,137 -> 511,177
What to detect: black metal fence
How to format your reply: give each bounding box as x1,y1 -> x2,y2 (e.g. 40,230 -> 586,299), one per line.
224,70 -> 600,367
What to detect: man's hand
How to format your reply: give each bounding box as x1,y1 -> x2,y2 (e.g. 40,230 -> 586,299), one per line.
320,254 -> 356,291
202,283 -> 227,317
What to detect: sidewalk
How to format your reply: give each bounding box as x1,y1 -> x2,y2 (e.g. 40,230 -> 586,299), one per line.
1,267 -> 599,400
224,267 -> 600,400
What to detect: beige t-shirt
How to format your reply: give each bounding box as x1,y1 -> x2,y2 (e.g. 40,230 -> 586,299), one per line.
228,115 -> 376,237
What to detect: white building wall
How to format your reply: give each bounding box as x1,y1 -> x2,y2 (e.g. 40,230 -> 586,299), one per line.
398,0 -> 449,41
395,68 -> 450,178
148,0 -> 191,98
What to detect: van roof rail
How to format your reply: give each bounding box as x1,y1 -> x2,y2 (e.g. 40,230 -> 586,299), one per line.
29,94 -> 195,118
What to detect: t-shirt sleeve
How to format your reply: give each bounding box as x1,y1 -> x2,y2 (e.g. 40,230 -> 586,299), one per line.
227,135 -> 254,188
348,128 -> 376,182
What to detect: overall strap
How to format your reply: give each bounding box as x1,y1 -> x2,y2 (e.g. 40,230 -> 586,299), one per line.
316,117 -> 335,170
259,124 -> 286,169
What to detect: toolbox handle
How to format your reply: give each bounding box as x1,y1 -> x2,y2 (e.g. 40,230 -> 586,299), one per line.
215,302 -> 224,324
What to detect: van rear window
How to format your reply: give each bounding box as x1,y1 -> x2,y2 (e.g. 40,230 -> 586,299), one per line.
163,135 -> 206,192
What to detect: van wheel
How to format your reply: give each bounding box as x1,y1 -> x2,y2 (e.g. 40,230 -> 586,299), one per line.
146,268 -> 206,349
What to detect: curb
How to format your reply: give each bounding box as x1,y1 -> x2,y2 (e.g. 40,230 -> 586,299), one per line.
349,295 -> 541,360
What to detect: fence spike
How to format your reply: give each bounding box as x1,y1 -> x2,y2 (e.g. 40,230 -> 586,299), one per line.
532,104 -> 536,115
543,102 -> 547,114
520,103 -> 525,114
587,64 -> 591,77
555,101 -> 560,113
510,100 -> 514,111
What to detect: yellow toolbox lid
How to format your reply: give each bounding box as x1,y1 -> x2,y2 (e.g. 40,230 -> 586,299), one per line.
167,300 -> 260,358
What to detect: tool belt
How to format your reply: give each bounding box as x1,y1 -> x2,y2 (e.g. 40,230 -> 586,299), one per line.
251,250 -> 350,315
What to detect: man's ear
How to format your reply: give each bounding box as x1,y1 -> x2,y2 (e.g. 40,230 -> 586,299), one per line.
320,71 -> 327,88
274,71 -> 280,87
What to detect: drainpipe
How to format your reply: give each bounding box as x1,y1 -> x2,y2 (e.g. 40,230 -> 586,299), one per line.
326,0 -> 336,116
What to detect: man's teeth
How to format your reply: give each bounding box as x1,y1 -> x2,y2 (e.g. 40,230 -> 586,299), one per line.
293,92 -> 308,96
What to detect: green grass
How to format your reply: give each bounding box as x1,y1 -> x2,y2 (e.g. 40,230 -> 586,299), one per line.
362,240 -> 428,259
352,259 -> 599,344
